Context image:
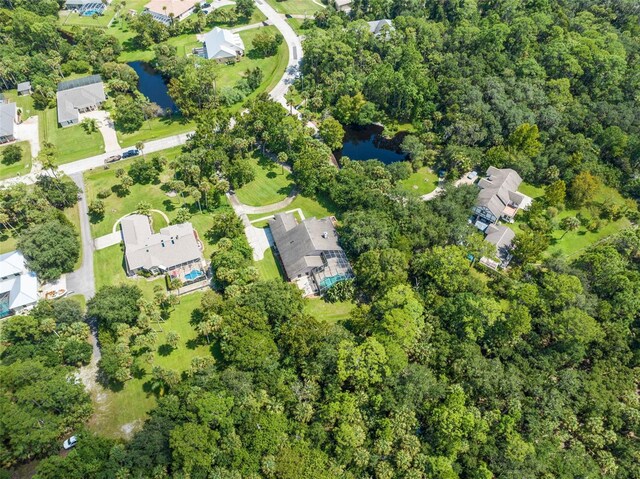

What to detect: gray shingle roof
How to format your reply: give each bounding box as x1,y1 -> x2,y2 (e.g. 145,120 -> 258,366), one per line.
269,213 -> 343,280
476,166 -> 523,219
0,102 -> 16,138
17,81 -> 31,92
56,76 -> 106,125
367,19 -> 394,35
121,215 -> 203,272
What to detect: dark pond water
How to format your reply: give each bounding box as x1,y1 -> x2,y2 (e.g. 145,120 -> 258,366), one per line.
336,124 -> 408,164
127,61 -> 177,112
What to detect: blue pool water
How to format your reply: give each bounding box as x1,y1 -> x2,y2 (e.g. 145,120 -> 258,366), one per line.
319,274 -> 350,290
184,269 -> 204,281
83,9 -> 100,16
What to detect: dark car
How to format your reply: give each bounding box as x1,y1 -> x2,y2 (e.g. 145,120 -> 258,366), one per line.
202,2 -> 210,6
122,149 -> 140,159
104,154 -> 122,164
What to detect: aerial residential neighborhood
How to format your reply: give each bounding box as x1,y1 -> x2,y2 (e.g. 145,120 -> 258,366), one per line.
1,0 -> 639,478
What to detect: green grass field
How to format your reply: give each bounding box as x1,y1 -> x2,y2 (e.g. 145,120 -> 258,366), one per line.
264,0 -> 323,16
0,142 -> 32,180
255,246 -> 285,281
41,109 -> 105,165
2,91 -> 37,120
399,166 -> 438,196
304,298 -> 355,324
116,115 -> 195,147
89,291 -> 211,438
513,182 -> 635,258
235,156 -> 294,206
246,193 -> 337,224
58,4 -> 118,28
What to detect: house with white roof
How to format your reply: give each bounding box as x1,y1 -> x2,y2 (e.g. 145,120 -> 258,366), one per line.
0,251 -> 38,318
202,27 -> 245,62
0,101 -> 17,144
56,75 -> 106,127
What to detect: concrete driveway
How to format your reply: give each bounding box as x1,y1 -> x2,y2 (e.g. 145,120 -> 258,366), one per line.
14,115 -> 41,158
79,110 -> 120,153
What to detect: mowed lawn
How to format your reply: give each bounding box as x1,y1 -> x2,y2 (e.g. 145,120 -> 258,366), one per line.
513,182 -> 635,258
116,115 -> 195,147
304,298 -> 355,324
264,0 -> 323,16
89,291 -> 212,438
58,4 -> 118,28
246,193 -> 337,224
255,246 -> 285,281
399,166 -> 439,196
41,108 -> 105,164
235,155 -> 294,206
0,142 -> 32,180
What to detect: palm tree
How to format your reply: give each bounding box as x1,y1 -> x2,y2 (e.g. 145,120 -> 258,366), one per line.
560,216 -> 581,238
135,141 -> 145,157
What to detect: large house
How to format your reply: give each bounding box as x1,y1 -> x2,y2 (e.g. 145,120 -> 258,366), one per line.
0,251 -> 38,318
56,75 -> 106,127
0,101 -> 17,144
269,213 -> 353,295
120,214 -> 207,286
202,27 -> 245,62
472,166 -> 530,268
143,0 -> 199,25
333,0 -> 352,13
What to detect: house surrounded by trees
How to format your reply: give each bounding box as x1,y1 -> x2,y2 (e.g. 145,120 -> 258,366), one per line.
56,75 -> 106,127
120,214 -> 207,287
269,213 -> 353,296
201,27 -> 245,62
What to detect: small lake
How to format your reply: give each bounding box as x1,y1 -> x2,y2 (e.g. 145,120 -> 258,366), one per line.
127,61 -> 177,113
336,124 -> 408,164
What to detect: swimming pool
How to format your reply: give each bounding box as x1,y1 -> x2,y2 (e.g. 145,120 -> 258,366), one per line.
319,274 -> 350,290
83,9 -> 101,15
184,269 -> 204,281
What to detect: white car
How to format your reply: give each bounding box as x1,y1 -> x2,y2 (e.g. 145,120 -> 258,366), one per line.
63,436 -> 78,450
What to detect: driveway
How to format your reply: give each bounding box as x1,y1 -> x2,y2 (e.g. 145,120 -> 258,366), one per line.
79,110 -> 120,152
232,20 -> 272,33
66,173 -> 96,300
14,115 -> 41,159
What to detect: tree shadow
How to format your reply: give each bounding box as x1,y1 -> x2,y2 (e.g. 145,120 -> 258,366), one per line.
158,344 -> 174,356
112,184 -> 130,198
277,186 -> 292,195
186,339 -> 198,350
163,199 -> 176,212
89,213 -> 105,224
266,171 -> 277,179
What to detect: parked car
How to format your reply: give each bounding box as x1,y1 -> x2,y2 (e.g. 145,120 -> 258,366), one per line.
104,154 -> 122,164
122,149 -> 140,159
202,2 -> 211,6
63,436 -> 78,450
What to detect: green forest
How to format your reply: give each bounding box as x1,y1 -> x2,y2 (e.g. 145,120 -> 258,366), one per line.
1,0 -> 640,478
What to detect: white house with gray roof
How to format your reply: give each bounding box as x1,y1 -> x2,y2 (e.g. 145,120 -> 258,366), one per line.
0,102 -> 17,144
269,213 -> 353,295
120,215 -> 207,285
56,75 -> 106,127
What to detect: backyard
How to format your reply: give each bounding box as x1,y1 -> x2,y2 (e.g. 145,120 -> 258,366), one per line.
89,291 -> 211,438
399,166 -> 439,196
235,155 -> 294,206
0,141 -> 32,180
513,182 -> 635,258
247,193 -> 337,225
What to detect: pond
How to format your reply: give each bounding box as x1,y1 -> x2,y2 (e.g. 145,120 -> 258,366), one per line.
336,124 -> 408,165
127,61 -> 178,113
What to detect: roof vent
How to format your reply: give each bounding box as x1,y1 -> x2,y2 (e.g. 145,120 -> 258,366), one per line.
322,232 -> 328,239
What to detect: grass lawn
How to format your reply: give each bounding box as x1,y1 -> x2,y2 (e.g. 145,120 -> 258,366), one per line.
0,232 -> 17,254
399,166 -> 438,196
255,246 -> 285,281
41,108 -> 105,165
264,0 -> 323,16
235,155 -> 294,206
116,115 -> 195,147
2,91 -> 38,120
247,193 -> 337,224
513,182 -> 635,258
58,4 -> 118,28
89,291 -> 211,438
304,298 -> 355,324
0,142 -> 32,180
218,27 -> 289,94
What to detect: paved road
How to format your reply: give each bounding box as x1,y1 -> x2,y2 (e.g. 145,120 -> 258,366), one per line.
254,0 -> 303,108
66,173 -> 96,300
